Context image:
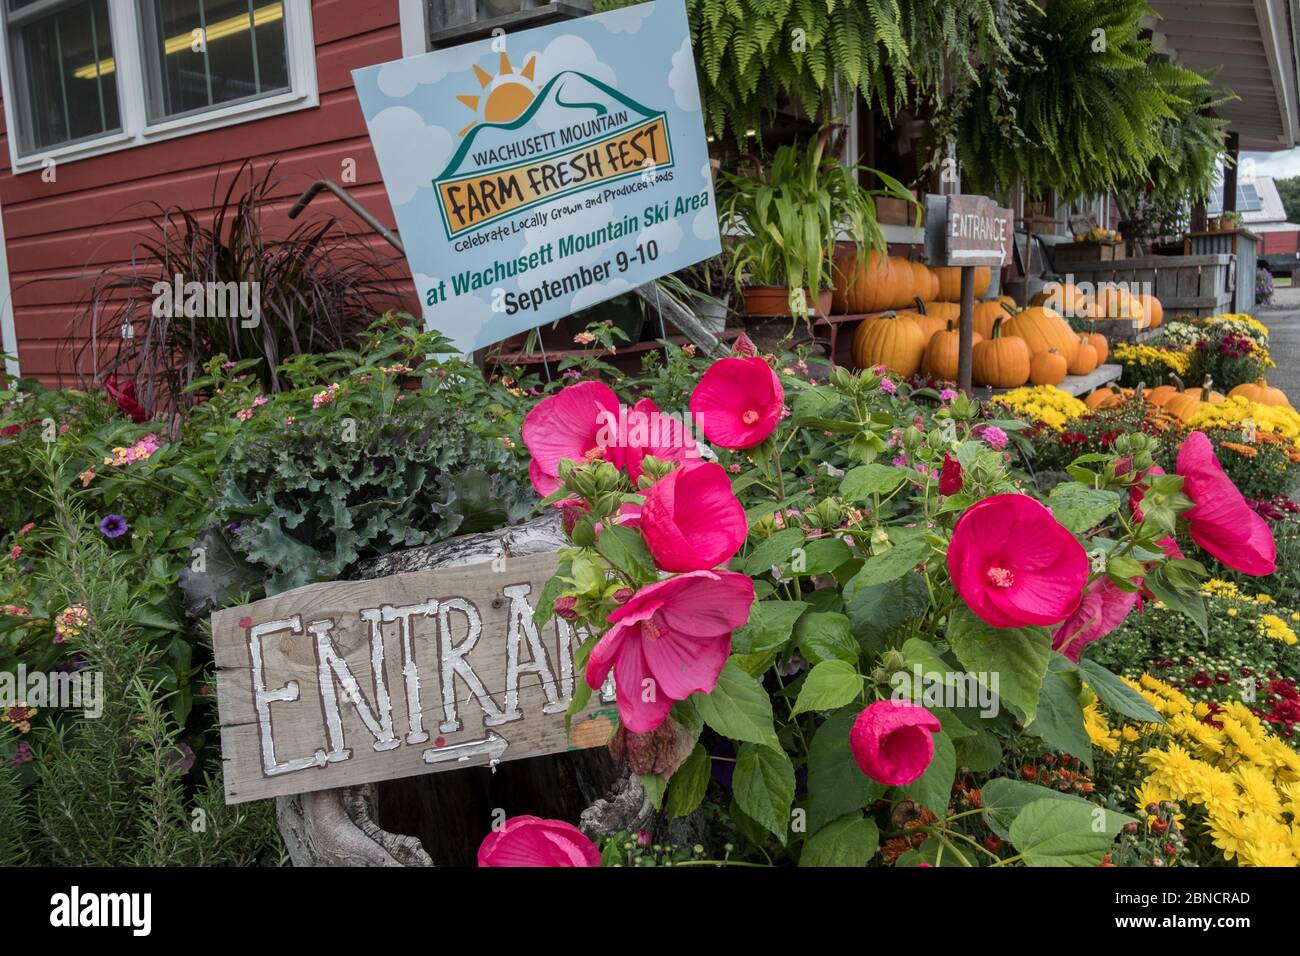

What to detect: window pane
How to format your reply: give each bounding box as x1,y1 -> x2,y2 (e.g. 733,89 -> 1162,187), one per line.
8,0 -> 120,153
142,0 -> 289,122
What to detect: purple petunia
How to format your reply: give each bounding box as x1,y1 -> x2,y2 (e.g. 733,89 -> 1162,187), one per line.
98,514 -> 128,539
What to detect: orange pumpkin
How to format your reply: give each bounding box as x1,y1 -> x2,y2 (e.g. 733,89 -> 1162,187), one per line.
1068,338 -> 1099,376
973,300 -> 1012,339
1084,331 -> 1109,365
895,298 -> 949,343
907,261 -> 936,306
1137,293 -> 1163,329
852,312 -> 926,376
972,317 -> 1031,388
1002,305 -> 1080,362
932,265 -> 992,302
1085,386 -> 1124,410
834,249 -> 896,314
922,320 -> 982,381
1029,348 -> 1068,386
1229,379 -> 1290,407
1090,285 -> 1147,326
920,301 -> 962,321
1031,282 -> 1092,316
1146,374 -> 1182,407
1163,377 -> 1221,422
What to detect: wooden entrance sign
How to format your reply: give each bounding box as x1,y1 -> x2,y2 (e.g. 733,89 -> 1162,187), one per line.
213,551 -> 617,804
924,194 -> 1015,393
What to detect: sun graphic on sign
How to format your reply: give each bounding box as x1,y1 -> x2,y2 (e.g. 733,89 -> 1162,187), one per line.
456,52 -> 539,136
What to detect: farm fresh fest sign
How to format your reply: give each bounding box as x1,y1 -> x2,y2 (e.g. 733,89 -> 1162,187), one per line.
352,0 -> 720,352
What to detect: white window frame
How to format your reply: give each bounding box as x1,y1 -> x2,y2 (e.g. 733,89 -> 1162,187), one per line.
0,0 -> 317,175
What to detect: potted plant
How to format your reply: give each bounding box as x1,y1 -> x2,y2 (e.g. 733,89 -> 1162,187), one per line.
717,128 -> 914,324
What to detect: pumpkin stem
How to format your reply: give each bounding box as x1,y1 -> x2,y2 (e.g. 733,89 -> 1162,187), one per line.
914,296 -> 926,314
945,320 -> 955,332
1135,381 -> 1145,400
990,316 -> 1005,339
1000,302 -> 1017,317
1170,372 -> 1185,392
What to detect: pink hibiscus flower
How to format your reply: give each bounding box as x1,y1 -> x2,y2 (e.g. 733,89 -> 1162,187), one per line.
619,397 -> 698,486
1051,576 -> 1139,662
521,381 -> 621,497
586,570 -> 755,733
689,357 -> 784,450
947,494 -> 1088,629
849,699 -> 942,786
640,461 -> 747,572
477,815 -> 600,867
1176,431 -> 1276,576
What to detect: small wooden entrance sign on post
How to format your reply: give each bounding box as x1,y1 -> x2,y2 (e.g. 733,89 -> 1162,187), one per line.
924,194 -> 1015,394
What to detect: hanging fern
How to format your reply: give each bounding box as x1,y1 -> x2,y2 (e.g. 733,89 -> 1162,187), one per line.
595,0 -> 1021,138
953,0 -> 1228,201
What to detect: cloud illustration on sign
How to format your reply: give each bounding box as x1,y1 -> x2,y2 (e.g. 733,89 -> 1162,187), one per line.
639,217 -> 683,255
693,208 -> 720,242
571,277 -> 634,313
668,36 -> 700,113
598,3 -> 655,34
367,107 -> 453,207
376,44 -> 485,98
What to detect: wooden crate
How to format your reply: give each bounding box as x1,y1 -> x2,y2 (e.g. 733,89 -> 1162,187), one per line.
876,194 -> 918,226
1054,240 -> 1125,264
1058,254 -> 1234,319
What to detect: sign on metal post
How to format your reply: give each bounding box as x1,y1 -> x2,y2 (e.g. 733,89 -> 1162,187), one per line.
352,0 -> 721,353
924,194 -> 1015,392
212,553 -> 617,804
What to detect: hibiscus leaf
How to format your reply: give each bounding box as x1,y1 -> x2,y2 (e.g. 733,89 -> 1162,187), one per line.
595,524 -> 656,581
797,537 -> 852,575
846,571 -> 930,653
743,527 -> 806,576
899,729 -> 955,816
1009,799 -> 1135,867
798,812 -> 879,867
639,772 -> 667,810
732,599 -> 808,654
532,558 -> 572,628
840,463 -> 909,501
1143,566 -> 1208,638
1047,485 -> 1122,533
794,611 -> 858,664
693,659 -> 780,749
1078,659 -> 1164,725
791,660 -> 862,716
665,744 -> 711,820
805,706 -> 884,834
733,742 -> 795,844
1026,670 -> 1093,770
945,605 -> 1051,724
981,778 -> 1097,840
850,537 -> 932,589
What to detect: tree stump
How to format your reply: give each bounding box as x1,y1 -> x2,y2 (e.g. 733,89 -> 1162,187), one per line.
272,514 -> 632,865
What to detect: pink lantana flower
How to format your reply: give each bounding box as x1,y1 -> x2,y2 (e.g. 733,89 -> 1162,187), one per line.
521,381 -> 621,497
476,815 -> 600,867
849,699 -> 942,786
689,357 -> 784,450
1176,431 -> 1276,576
640,461 -> 747,572
587,570 -> 755,733
947,494 -> 1087,628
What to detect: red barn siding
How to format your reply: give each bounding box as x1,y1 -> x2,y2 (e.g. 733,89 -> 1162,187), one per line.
0,0 -> 418,385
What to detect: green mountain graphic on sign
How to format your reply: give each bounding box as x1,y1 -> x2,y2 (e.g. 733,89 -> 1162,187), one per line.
436,70 -> 662,181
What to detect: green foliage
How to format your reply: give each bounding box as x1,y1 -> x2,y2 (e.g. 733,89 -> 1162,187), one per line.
597,0 -> 1019,139
1276,175 -> 1300,225
955,0 -> 1228,201
716,134 -> 913,321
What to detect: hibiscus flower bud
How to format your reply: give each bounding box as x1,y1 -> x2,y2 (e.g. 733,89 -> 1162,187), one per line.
903,425 -> 924,451
553,596 -> 578,620
1114,455 -> 1133,477
611,587 -> 633,605
732,333 -> 758,357
938,454 -> 963,496
561,503 -> 587,536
